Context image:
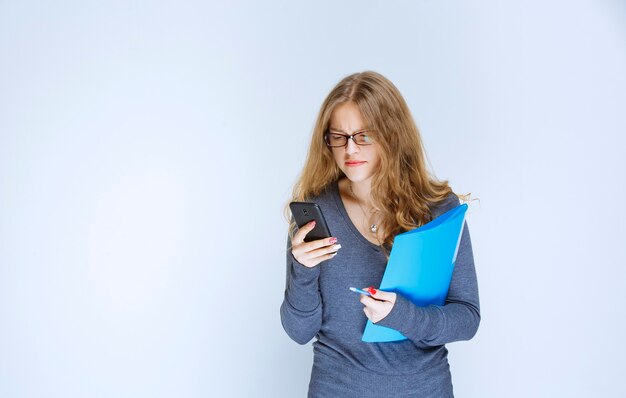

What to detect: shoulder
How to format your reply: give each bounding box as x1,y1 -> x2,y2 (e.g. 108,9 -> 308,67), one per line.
306,182 -> 338,205
429,192 -> 461,218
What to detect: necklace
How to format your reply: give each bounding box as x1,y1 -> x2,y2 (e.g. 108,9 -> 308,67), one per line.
349,183 -> 379,234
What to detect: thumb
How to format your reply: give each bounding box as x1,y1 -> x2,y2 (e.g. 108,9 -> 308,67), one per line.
293,220 -> 316,244
365,287 -> 391,301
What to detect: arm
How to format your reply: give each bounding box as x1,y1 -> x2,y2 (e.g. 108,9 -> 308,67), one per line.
279,239 -> 323,345
375,221 -> 481,346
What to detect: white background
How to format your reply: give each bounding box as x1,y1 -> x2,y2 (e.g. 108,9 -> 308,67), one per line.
1,1 -> 625,397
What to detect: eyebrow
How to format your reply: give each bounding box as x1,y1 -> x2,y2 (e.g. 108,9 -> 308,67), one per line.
328,127 -> 369,134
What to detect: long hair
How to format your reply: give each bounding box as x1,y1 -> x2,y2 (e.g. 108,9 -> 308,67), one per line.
287,71 -> 460,251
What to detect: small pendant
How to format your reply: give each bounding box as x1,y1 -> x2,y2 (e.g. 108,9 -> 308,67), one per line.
370,224 -> 378,233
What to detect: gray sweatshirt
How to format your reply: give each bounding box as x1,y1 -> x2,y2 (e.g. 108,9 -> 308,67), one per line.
280,181 -> 480,397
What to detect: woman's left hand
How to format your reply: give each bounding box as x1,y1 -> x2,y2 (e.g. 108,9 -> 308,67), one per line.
359,287 -> 397,323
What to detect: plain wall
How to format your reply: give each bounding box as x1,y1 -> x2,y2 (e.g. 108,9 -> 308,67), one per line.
1,0 -> 625,396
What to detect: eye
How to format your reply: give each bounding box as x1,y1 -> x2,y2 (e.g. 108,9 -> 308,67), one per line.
329,134 -> 345,142
355,132 -> 373,144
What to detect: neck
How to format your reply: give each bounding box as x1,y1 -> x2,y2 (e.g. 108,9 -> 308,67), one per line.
349,178 -> 374,208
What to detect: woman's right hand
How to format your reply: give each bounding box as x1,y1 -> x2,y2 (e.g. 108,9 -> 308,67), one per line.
291,221 -> 341,268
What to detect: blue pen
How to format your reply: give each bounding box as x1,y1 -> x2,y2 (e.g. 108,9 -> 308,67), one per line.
349,287 -> 372,296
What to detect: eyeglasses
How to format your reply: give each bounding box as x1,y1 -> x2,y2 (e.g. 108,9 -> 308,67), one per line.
324,130 -> 375,148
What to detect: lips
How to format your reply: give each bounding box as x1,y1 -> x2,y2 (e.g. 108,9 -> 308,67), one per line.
345,161 -> 366,167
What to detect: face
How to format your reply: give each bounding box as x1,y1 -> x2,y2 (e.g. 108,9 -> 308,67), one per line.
327,102 -> 381,184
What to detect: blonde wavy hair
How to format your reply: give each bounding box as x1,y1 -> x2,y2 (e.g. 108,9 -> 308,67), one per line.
287,71 -> 465,250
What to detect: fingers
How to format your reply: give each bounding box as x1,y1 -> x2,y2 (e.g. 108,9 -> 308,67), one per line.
359,294 -> 385,308
312,250 -> 338,264
361,297 -> 391,324
304,236 -> 339,252
359,288 -> 396,304
292,247 -> 339,268
367,286 -> 389,301
368,288 -> 395,303
291,231 -> 339,262
360,289 -> 396,323
290,226 -> 341,268
292,220 -> 317,244
296,242 -> 341,262
292,221 -> 337,249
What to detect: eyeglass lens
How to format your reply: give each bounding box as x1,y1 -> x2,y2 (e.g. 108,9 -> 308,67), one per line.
325,132 -> 373,147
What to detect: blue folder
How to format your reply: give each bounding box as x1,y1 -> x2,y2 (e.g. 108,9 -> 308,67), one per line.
361,203 -> 468,343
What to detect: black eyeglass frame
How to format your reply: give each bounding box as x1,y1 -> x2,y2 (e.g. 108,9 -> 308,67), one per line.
323,130 -> 375,148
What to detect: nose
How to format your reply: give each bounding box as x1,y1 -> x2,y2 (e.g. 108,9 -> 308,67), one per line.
344,137 -> 359,155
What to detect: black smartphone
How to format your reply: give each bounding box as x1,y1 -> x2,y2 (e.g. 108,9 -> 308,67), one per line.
289,202 -> 333,242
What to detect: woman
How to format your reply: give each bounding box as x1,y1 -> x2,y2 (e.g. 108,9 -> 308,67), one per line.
280,71 -> 480,397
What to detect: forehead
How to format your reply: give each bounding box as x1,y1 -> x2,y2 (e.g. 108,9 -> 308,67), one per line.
329,102 -> 367,132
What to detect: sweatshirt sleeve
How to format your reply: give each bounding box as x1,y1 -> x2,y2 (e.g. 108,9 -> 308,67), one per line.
375,204 -> 481,346
279,238 -> 323,345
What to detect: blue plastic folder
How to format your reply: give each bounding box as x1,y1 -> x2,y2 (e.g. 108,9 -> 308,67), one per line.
361,203 -> 468,343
